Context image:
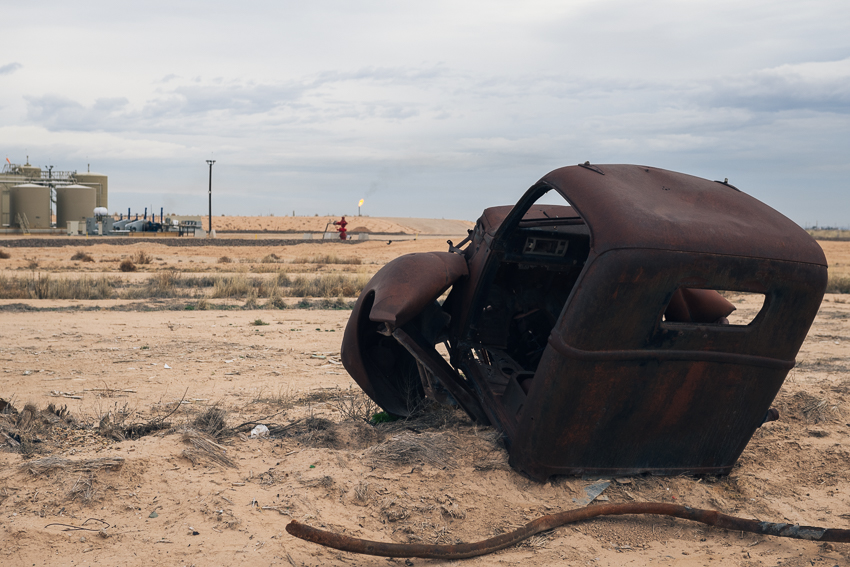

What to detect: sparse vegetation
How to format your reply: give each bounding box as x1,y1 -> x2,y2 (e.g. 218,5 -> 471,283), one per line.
71,250 -> 95,262
251,318 -> 269,326
0,273 -> 113,300
132,250 -> 152,265
287,274 -> 369,297
292,254 -> 361,265
0,270 -> 365,303
0,249 -> 10,259
826,274 -> 850,294
217,256 -> 232,263
211,274 -> 253,298
147,270 -> 180,297
192,406 -> 228,439
332,389 -> 380,421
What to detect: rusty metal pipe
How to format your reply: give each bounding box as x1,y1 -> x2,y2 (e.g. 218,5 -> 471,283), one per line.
286,502 -> 849,560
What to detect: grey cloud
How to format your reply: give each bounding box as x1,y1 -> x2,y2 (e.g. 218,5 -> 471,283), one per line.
698,61 -> 850,114
168,82 -> 307,115
0,62 -> 22,75
25,94 -> 129,131
313,65 -> 451,86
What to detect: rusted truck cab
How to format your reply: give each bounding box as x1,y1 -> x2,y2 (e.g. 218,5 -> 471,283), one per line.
342,164 -> 827,481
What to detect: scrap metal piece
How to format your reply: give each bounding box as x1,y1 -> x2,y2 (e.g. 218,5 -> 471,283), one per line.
286,502 -> 850,559
572,480 -> 610,506
341,252 -> 468,417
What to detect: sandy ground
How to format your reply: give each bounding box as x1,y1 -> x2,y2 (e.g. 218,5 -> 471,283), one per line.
202,216 -> 474,235
0,238 -> 848,567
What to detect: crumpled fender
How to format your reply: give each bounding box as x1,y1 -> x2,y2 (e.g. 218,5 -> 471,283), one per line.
341,252 -> 468,415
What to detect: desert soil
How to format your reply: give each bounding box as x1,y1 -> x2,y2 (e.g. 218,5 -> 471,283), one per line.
200,215 -> 474,235
0,231 -> 848,567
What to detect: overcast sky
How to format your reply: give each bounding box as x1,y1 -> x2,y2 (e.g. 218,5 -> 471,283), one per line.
1,0 -> 848,226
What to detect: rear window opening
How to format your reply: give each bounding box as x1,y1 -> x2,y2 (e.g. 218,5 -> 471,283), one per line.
720,291 -> 768,326
663,288 -> 766,327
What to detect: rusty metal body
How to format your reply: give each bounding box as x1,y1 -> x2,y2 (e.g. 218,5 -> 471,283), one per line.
341,164 -> 827,481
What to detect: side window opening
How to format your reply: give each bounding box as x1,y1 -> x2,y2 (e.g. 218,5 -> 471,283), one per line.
663,288 -> 766,327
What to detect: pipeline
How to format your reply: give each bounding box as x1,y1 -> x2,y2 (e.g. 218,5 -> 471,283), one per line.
286,502 -> 849,560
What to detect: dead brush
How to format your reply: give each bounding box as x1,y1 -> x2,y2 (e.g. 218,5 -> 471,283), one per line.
192,406 -> 228,439
332,389 -> 379,422
826,275 -> 850,294
180,429 -> 236,468
292,254 -> 361,265
287,274 -> 370,298
365,430 -> 457,470
0,249 -> 10,259
353,481 -> 372,504
211,274 -> 253,298
147,270 -> 180,297
26,274 -> 114,300
793,392 -> 843,423
15,402 -> 40,434
265,292 -> 288,309
132,250 -> 152,265
67,475 -> 97,503
71,250 -> 94,262
218,256 -> 233,264
20,456 -> 124,475
119,259 -> 136,272
252,385 -> 295,409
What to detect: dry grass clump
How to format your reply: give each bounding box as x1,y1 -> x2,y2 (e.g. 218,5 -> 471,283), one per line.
119,259 -> 136,272
192,406 -> 228,438
218,256 -> 232,263
292,254 -> 361,265
211,274 -> 253,298
71,250 -> 95,262
147,270 -> 180,297
791,391 -> 843,423
332,389 -> 380,421
0,274 -> 113,300
1,401 -> 77,456
288,274 -> 369,297
20,456 -> 124,475
132,250 -> 152,265
365,430 -> 457,470
827,275 -> 850,294
261,253 -> 281,263
181,429 -> 236,468
0,249 -> 11,259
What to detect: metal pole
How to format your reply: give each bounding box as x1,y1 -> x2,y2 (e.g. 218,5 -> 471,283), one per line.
206,160 -> 215,235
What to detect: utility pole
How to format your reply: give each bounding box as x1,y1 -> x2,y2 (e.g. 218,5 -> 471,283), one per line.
206,160 -> 216,235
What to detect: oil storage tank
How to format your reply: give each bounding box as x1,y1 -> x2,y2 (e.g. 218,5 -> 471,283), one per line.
10,184 -> 51,228
74,172 -> 108,209
57,184 -> 97,227
21,164 -> 41,179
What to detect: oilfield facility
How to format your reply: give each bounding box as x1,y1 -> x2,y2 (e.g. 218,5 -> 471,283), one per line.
1,158 -> 107,234
1,158 -> 204,236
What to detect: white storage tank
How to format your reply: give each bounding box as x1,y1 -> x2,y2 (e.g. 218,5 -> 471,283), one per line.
74,172 -> 108,209
10,184 -> 51,228
56,184 -> 97,228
